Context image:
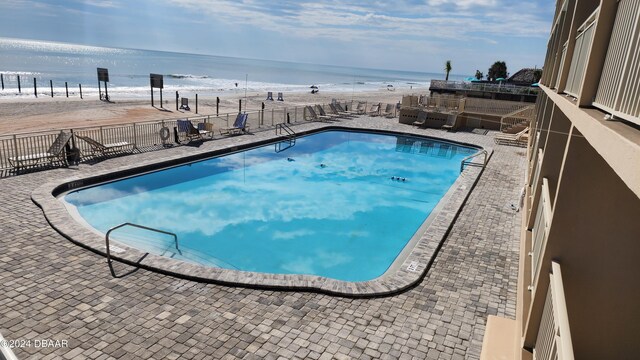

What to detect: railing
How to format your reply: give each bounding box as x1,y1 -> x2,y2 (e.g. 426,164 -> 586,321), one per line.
0,100 -> 366,174
463,97 -> 531,115
105,222 -> 179,277
593,0 -> 640,126
275,123 -> 295,140
529,148 -> 544,216
530,178 -> 551,290
500,105 -> 536,132
460,149 -> 488,172
430,80 -> 539,95
564,15 -> 596,97
533,261 -> 575,360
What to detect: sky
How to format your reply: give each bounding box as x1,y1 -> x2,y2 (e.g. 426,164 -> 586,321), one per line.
0,0 -> 555,75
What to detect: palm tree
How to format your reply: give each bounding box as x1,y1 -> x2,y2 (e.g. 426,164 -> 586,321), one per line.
444,60 -> 452,81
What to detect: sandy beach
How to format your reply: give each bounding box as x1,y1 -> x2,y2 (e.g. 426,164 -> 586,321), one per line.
0,88 -> 427,134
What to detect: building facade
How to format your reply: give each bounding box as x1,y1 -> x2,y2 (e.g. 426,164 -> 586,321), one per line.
481,1 -> 640,359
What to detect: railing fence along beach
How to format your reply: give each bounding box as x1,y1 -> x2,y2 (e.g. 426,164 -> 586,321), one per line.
0,73 -> 86,99
0,100 -> 394,174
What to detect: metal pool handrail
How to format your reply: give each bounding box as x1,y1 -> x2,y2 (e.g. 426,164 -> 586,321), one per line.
105,222 -> 179,277
460,149 -> 488,172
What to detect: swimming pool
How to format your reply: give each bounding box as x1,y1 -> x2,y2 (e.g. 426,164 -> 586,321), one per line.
62,130 -> 477,282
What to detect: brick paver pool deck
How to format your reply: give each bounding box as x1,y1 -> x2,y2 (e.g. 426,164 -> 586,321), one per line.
0,117 -> 525,359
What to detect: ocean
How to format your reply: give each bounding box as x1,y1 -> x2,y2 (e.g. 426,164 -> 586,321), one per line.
0,37 -> 466,99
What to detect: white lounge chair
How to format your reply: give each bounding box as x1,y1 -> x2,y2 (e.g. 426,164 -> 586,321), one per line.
76,134 -> 135,157
8,131 -> 72,170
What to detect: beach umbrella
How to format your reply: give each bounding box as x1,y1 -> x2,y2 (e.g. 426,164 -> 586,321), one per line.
531,82 -> 540,87
471,79 -> 481,82
464,77 -> 475,82
496,77 -> 506,82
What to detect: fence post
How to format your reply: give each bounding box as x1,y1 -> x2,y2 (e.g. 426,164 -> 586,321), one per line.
1,73 -> 4,90
17,75 -> 21,93
226,113 -> 229,128
65,82 -> 69,97
99,126 -> 104,144
195,94 -> 198,114
271,109 -> 274,126
50,80 -> 53,97
283,108 -> 287,123
33,78 -> 37,98
79,84 -> 83,99
12,135 -> 19,159
294,106 -> 297,122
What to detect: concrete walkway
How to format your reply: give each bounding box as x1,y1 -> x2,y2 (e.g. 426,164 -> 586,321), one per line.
0,117 -> 525,359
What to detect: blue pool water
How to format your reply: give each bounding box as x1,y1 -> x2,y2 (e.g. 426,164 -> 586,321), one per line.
64,131 -> 477,281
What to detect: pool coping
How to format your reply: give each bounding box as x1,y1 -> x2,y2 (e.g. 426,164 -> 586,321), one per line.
31,125 -> 492,297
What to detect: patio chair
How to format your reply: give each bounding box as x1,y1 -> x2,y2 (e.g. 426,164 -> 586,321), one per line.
494,128 -> 529,146
266,92 -> 274,101
441,114 -> 458,132
8,131 -> 72,170
304,106 -> 332,122
220,113 -> 250,135
381,104 -> 395,118
76,134 -> 135,157
329,103 -> 353,118
412,111 -> 428,127
277,92 -> 284,101
177,119 -> 212,142
180,98 -> 190,111
315,105 -> 340,120
368,103 -> 381,116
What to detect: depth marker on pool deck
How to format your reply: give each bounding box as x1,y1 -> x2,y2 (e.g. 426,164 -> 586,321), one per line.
407,261 -> 419,272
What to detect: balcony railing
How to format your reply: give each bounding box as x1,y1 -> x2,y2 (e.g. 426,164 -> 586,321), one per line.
500,105 -> 535,132
429,80 -> 539,96
528,149 -> 544,221
594,0 -> 640,126
564,15 -> 597,97
533,261 -> 575,360
530,178 -> 551,289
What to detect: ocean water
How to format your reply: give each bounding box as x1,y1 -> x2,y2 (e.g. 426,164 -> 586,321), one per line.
64,130 -> 477,281
0,37 -> 465,99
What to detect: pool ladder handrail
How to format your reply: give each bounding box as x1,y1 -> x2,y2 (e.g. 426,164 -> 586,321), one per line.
105,222 -> 179,277
276,123 -> 295,140
460,149 -> 488,172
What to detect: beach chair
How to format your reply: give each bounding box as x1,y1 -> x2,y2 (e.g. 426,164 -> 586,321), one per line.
368,103 -> 381,116
220,113 -> 250,135
315,105 -> 340,120
334,103 -> 359,116
76,134 -> 135,157
8,131 -> 72,170
413,111 -> 428,127
177,119 -> 212,142
305,106 -> 332,122
277,92 -> 284,101
354,102 -> 366,114
180,98 -> 190,111
266,92 -> 274,101
494,128 -> 529,146
381,104 -> 395,118
441,114 -> 458,132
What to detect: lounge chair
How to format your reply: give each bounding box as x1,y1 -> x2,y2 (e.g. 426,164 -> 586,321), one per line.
277,92 -> 284,101
494,128 -> 529,146
413,111 -> 427,127
441,114 -> 458,132
305,106 -> 332,122
8,131 -> 72,170
177,119 -> 212,142
315,105 -> 340,120
76,134 -> 135,157
334,103 -> 358,116
354,102 -> 366,114
266,92 -> 274,101
329,103 -> 353,118
381,104 -> 395,118
368,103 -> 381,116
220,113 -> 250,135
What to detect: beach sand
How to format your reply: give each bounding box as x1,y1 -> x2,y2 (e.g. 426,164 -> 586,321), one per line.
0,88 -> 427,134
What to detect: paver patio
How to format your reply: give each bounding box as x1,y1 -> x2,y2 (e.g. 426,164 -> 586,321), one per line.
0,116 -> 525,359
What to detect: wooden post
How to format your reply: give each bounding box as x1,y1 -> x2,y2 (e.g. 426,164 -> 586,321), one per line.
150,85 -> 154,107
50,80 -> 53,97
159,89 -> 163,108
17,75 -> 21,93
195,94 -> 198,114
79,84 -> 83,99
104,81 -> 108,101
1,73 -> 4,90
65,82 -> 68,97
239,99 -> 242,112
216,96 -> 219,116
33,78 -> 37,98
175,91 -> 179,110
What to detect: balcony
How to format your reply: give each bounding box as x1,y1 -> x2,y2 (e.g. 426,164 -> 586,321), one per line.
593,0 -> 640,126
530,178 -> 551,290
564,15 -> 596,97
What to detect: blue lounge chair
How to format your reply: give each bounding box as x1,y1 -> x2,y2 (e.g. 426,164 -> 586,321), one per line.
177,119 -> 211,142
220,113 -> 250,135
